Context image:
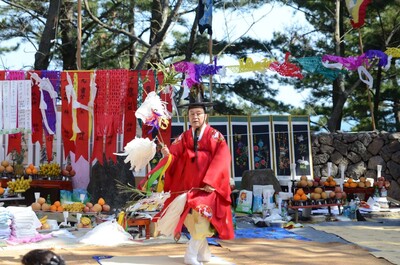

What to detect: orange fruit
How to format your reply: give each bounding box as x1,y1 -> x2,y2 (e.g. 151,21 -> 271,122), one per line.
293,194 -> 301,201
53,201 -> 61,207
29,164 -> 35,170
98,198 -> 105,206
56,206 -> 64,212
50,205 -> 57,212
301,194 -> 308,200
32,168 -> 38,174
350,182 -> 358,188
344,182 -> 350,188
25,168 -> 32,175
296,188 -> 304,196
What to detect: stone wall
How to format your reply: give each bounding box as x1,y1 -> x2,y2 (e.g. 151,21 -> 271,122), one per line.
312,131 -> 400,200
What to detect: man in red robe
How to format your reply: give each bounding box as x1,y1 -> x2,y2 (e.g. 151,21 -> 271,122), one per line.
159,84 -> 234,265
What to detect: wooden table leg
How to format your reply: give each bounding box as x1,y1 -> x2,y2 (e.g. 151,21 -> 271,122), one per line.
126,218 -> 151,239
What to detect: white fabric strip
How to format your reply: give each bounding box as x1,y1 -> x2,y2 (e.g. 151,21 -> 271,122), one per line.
357,66 -> 374,88
10,81 -> 18,132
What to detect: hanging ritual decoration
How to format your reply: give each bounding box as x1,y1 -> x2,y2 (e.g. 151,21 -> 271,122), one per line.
4,70 -> 27,155
385,47 -> 400,58
122,70 -> 139,147
269,52 -> 304,79
92,69 -> 128,165
345,0 -> 371,29
30,71 -> 59,162
295,56 -> 342,81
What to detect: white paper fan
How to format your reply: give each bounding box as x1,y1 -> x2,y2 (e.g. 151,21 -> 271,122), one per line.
115,137 -> 156,173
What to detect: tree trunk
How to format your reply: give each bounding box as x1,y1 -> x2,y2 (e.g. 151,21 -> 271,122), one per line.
34,0 -> 61,70
136,0 -> 183,70
327,0 -> 346,132
59,1 -> 78,70
128,0 -> 136,69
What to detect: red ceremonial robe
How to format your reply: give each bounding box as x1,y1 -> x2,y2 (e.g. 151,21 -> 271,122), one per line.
160,125 -> 234,240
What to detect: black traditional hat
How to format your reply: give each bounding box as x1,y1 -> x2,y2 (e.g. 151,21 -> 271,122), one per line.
178,83 -> 214,110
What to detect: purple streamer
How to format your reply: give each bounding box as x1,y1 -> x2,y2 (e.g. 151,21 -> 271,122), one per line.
40,72 -> 59,135
173,58 -> 222,88
365,50 -> 388,67
322,54 -> 368,71
42,70 -> 61,93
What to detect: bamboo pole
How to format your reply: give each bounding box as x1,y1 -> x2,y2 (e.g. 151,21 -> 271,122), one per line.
358,29 -> 376,130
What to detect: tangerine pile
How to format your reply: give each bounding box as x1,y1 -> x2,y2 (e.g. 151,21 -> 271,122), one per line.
49,200 -> 64,212
343,177 -> 371,188
323,176 -> 337,187
25,164 -> 38,175
293,188 -> 308,201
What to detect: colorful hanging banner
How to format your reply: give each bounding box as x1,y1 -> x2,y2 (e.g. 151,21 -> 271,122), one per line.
75,71 -> 93,162
60,71 -> 76,158
226,58 -> 275,73
123,70 -> 139,147
270,52 -> 303,79
29,71 -> 44,145
93,69 -> 129,164
6,71 -> 26,156
345,0 -> 371,29
385,47 -> 400,58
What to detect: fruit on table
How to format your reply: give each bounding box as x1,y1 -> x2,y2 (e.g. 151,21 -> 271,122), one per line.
39,163 -> 61,176
5,165 -> 14,173
39,215 -> 51,230
81,216 -> 91,225
61,163 -> 76,177
25,164 -> 38,175
49,201 -> 64,212
77,216 -> 92,228
1,160 -> 10,168
293,188 -> 308,201
62,202 -> 85,212
7,177 -> 32,192
31,197 -> 51,211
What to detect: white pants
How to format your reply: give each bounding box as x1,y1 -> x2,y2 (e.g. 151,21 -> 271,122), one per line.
183,211 -> 213,264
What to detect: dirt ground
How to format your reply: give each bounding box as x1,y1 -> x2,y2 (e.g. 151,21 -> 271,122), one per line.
0,237 -> 393,265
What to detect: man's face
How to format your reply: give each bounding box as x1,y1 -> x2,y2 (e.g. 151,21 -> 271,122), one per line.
188,107 -> 206,129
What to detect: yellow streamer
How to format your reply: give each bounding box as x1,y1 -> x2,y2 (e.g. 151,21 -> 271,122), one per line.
70,73 -> 79,141
226,58 -> 275,73
385,47 -> 400,58
156,154 -> 173,192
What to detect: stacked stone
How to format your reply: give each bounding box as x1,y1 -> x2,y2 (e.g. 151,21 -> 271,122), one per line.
311,131 -> 400,199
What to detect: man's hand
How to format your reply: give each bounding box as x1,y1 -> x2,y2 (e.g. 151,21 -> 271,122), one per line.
161,146 -> 170,157
203,185 -> 215,193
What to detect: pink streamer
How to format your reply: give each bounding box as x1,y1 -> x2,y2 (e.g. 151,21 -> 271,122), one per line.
322,54 -> 368,71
